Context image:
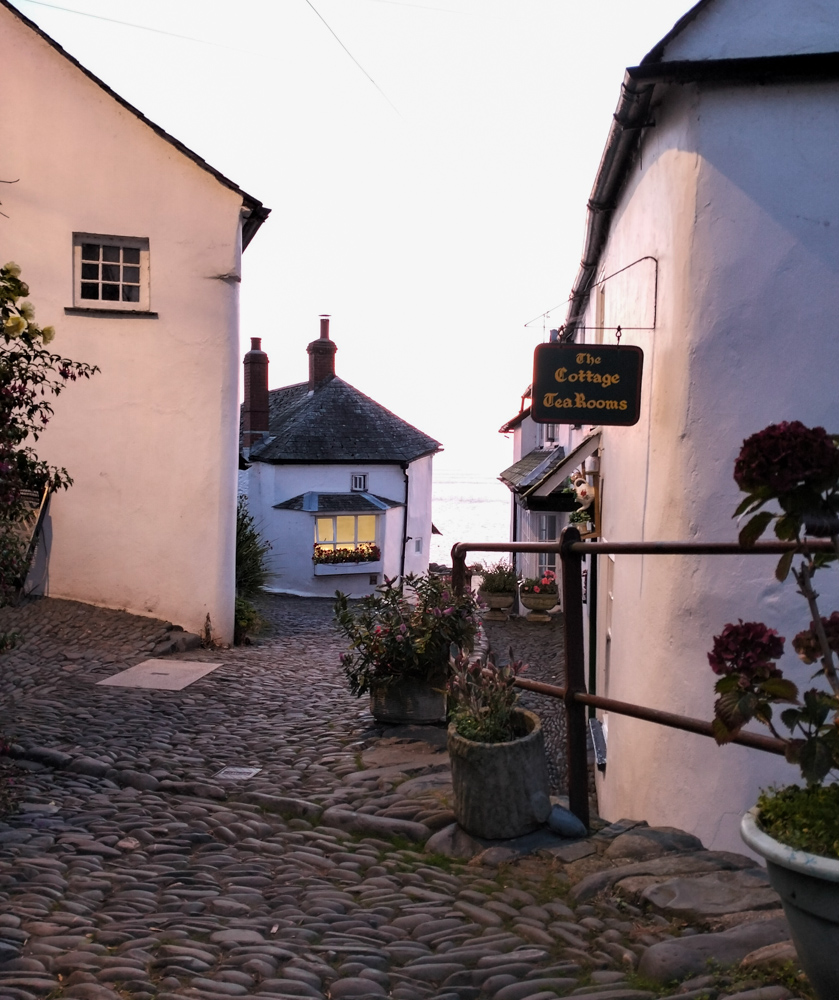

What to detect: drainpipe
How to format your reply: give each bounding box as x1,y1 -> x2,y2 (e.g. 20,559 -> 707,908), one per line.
400,463 -> 409,587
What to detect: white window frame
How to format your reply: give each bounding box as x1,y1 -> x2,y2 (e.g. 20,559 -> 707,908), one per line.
537,513 -> 557,576
350,473 -> 368,492
73,233 -> 150,311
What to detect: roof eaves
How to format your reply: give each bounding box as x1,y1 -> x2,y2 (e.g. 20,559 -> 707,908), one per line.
499,407 -> 531,434
0,0 -> 270,244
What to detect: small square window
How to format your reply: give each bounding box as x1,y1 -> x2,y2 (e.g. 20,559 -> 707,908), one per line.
73,234 -> 150,311
351,474 -> 368,492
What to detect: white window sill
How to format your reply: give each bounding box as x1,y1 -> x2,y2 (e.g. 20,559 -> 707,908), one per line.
313,560 -> 383,576
65,307 -> 159,319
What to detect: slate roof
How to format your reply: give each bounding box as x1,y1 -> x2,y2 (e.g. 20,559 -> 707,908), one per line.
273,492 -> 402,513
248,377 -> 442,464
499,451 -> 552,491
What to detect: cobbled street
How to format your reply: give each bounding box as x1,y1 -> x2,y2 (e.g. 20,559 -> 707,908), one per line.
0,596 -> 809,1000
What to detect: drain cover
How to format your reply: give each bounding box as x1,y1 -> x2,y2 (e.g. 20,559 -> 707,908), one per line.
214,766 -> 262,780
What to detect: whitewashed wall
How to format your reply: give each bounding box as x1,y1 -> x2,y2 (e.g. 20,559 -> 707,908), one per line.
247,458 -> 433,597
403,454 -> 434,578
2,6 -> 249,641
576,77 -> 839,854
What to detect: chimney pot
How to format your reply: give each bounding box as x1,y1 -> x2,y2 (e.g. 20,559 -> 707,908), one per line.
308,315 -> 337,390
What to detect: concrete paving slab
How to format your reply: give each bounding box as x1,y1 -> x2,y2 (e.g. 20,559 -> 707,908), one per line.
96,658 -> 221,690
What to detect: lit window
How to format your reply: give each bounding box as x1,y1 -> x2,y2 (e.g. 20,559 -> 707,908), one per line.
73,234 -> 150,311
351,474 -> 368,492
315,514 -> 377,553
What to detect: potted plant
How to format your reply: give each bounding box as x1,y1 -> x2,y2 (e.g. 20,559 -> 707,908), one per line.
475,560 -> 520,620
447,648 -> 551,839
708,421 -> 839,1000
334,573 -> 480,724
519,568 -> 558,622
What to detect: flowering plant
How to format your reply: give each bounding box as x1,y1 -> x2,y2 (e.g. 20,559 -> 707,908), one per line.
710,422 -> 839,800
475,560 -> 520,594
520,569 -> 558,595
334,572 -> 480,696
447,647 -> 528,743
313,542 -> 380,565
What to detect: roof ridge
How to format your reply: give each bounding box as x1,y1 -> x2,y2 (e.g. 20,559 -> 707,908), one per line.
0,0 -> 269,246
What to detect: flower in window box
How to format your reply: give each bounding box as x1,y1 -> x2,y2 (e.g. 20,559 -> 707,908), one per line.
312,542 -> 381,565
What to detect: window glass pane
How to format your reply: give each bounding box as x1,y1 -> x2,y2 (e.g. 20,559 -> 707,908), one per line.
316,518 -> 333,543
123,266 -> 140,283
123,247 -> 140,265
101,264 -> 120,282
356,515 -> 376,542
102,245 -> 120,263
336,516 -> 355,543
102,284 -> 120,301
122,285 -> 139,302
81,244 -> 100,261
80,283 -> 99,300
81,263 -> 99,280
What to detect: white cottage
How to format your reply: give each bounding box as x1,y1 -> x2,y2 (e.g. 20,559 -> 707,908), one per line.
0,0 -> 268,643
526,0 -> 839,853
242,318 -> 441,597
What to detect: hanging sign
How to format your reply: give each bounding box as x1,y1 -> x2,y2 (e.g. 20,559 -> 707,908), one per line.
531,343 -> 644,426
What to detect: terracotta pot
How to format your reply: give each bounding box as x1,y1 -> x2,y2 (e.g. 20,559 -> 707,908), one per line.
448,708 -> 551,839
519,590 -> 558,622
370,670 -> 446,724
478,590 -> 516,621
741,807 -> 839,1000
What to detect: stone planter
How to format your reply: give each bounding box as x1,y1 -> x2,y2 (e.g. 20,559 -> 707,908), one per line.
370,671 -> 446,724
448,708 -> 551,839
478,590 -> 515,621
741,806 -> 839,1000
519,590 -> 558,623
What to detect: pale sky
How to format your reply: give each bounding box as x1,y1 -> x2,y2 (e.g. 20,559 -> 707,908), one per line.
12,0 -> 693,475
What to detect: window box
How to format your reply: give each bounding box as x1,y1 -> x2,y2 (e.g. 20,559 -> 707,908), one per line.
314,560 -> 383,576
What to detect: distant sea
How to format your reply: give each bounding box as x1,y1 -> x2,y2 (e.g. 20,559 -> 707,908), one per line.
430,470 -> 510,568
238,469 -> 511,569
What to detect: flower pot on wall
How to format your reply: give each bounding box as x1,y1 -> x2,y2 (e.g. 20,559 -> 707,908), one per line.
448,707 -> 551,840
741,807 -> 839,1000
370,670 -> 447,725
478,591 -> 515,621
519,591 -> 558,623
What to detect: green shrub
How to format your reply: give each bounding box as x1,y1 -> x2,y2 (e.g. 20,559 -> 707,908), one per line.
236,495 -> 270,600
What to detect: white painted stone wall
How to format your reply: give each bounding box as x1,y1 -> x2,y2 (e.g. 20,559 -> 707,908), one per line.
572,75 -> 839,853
247,458 -> 433,597
2,6 -> 252,642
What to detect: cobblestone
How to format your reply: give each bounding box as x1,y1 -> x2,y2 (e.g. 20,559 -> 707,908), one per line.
0,594 -> 812,998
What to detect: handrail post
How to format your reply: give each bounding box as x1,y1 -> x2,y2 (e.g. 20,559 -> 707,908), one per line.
561,525 -> 590,830
451,544 -> 467,596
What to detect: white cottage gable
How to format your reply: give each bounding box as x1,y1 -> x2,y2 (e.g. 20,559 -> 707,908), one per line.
652,0 -> 839,63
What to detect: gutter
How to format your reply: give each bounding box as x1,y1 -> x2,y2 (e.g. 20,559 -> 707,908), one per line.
562,50 -> 839,341
562,73 -> 656,340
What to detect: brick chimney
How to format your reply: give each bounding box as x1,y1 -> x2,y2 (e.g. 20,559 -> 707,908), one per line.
242,337 -> 269,447
307,314 -> 337,390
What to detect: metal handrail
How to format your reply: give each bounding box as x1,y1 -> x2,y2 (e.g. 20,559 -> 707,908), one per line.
451,532 -> 834,830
